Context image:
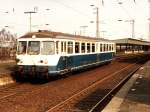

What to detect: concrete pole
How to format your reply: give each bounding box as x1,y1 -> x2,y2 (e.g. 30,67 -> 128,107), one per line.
24,11 -> 36,32
131,19 -> 135,38
96,7 -> 100,38
148,0 -> 150,41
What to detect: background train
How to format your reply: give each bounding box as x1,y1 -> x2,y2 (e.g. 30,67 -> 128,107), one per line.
16,30 -> 116,78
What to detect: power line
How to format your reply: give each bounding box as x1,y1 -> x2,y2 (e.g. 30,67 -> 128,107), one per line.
51,0 -> 90,18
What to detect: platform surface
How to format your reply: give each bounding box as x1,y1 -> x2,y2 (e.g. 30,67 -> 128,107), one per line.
0,60 -> 15,85
102,60 -> 150,112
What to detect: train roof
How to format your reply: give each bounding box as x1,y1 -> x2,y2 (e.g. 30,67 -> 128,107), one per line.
19,30 -> 113,43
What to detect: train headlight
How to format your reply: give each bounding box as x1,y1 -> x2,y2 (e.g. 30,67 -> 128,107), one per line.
44,60 -> 48,64
16,58 -> 23,63
15,58 -> 20,63
39,60 -> 43,63
38,60 -> 48,64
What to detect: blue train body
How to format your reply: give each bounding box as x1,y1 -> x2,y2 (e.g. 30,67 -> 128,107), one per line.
16,31 -> 115,78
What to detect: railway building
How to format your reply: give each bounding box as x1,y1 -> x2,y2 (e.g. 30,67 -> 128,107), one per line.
113,38 -> 150,54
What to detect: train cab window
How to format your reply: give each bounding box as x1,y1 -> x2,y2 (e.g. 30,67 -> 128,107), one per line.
67,41 -> 73,54
17,41 -> 27,54
81,43 -> 85,53
87,43 -> 90,53
41,41 -> 55,55
92,43 -> 95,52
75,42 -> 80,53
28,41 -> 40,55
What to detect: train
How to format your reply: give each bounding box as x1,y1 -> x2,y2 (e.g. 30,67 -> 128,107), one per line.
15,30 -> 116,78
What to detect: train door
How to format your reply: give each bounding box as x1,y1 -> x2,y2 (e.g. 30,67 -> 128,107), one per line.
96,43 -> 99,62
66,41 -> 73,71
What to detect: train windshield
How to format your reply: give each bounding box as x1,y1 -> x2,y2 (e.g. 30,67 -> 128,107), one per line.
41,41 -> 55,55
27,41 -> 40,55
17,41 -> 27,54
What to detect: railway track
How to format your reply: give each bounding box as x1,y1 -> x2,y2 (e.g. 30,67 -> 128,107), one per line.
46,62 -> 141,112
0,54 -> 149,112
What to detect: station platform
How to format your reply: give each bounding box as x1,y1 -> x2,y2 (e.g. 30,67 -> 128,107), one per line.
102,60 -> 150,112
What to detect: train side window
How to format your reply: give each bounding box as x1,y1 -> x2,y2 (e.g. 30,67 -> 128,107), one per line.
112,44 -> 114,51
104,44 -> 106,52
110,44 -> 112,51
75,42 -> 80,53
61,41 -> 66,53
81,43 -> 85,53
106,44 -> 108,51
87,43 -> 90,53
67,41 -> 73,54
96,43 -> 98,52
64,42 -> 66,52
92,43 -> 95,52
61,42 -> 63,52
108,44 -> 110,51
56,41 -> 59,54
100,44 -> 102,52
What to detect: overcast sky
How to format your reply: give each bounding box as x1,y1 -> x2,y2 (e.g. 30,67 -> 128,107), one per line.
0,0 -> 149,40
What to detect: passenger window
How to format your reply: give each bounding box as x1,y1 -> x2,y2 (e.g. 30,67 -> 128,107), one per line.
75,42 -> 80,53
81,43 -> 85,53
61,42 -> 63,52
104,44 -> 106,52
109,44 -> 110,51
92,43 -> 95,52
96,43 -> 98,52
61,41 -> 66,53
112,44 -> 114,51
100,44 -> 102,52
87,43 -> 90,53
64,42 -> 66,52
56,41 -> 59,54
106,44 -> 108,51
110,44 -> 112,51
68,41 -> 73,54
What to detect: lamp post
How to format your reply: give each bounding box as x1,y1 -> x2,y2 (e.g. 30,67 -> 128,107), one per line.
80,25 -> 88,36
24,11 -> 37,32
101,30 -> 107,38
148,0 -> 150,41
118,19 -> 135,38
126,19 -> 135,38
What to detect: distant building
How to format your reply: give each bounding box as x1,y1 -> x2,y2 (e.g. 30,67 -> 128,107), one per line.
0,28 -> 17,60
0,28 -> 17,48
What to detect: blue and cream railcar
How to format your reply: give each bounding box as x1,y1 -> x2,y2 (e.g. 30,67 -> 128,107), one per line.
16,31 -> 116,78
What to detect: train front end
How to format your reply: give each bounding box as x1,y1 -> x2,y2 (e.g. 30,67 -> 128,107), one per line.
16,35 -> 60,79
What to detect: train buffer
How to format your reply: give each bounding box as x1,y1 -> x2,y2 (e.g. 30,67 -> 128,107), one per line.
102,60 -> 150,112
